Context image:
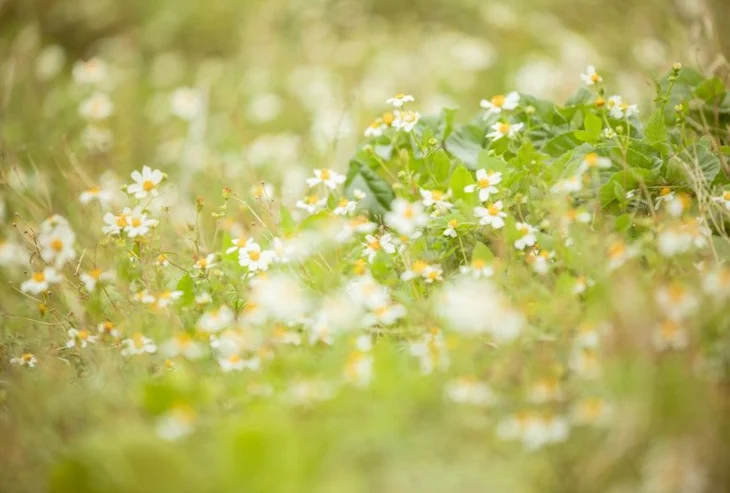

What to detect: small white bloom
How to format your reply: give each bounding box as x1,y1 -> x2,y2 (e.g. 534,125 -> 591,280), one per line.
474,201 -> 507,229
21,267 -> 62,294
334,197 -> 356,216
80,268 -> 115,292
66,328 -> 98,348
194,254 -> 216,272
170,87 -> 203,121
295,194 -> 327,214
238,241 -> 275,272
514,222 -> 537,250
79,185 -> 113,205
653,320 -> 689,351
655,283 -> 698,321
198,306 -> 235,333
443,219 -> 459,238
306,168 -> 345,190
386,93 -> 415,108
580,65 -> 602,85
38,224 -> 76,268
78,92 -> 114,121
578,152 -> 612,173
10,353 -> 37,367
124,207 -> 158,238
72,57 -> 107,85
480,92 -> 520,115
464,169 -> 502,202
392,110 -> 421,132
445,377 -> 494,406
487,121 -> 523,141
362,233 -> 396,262
712,190 -> 730,210
551,175 -> 583,194
384,199 -> 428,236
120,333 -> 157,356
127,166 -> 164,199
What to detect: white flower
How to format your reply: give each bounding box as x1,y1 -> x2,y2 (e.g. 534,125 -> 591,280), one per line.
362,233 -> 396,262
653,320 -> 689,351
155,290 -> 183,308
38,224 -> 76,268
334,197 -> 357,216
607,95 -> 639,119
392,110 -> 421,132
347,275 -> 390,310
712,190 -> 730,210
578,152 -> 612,173
386,93 -> 415,107
480,92 -> 520,115
155,405 -> 196,441
606,240 -> 639,270
445,377 -> 494,406
514,222 -> 537,250
384,199 -> 428,236
572,276 -> 595,295
580,65 -> 602,85
10,353 -> 37,367
198,306 -> 235,333
80,268 -> 115,292
364,119 -> 386,137
287,379 -> 335,406
296,194 -> 327,214
569,347 -> 601,379
65,328 -> 98,348
78,92 -> 114,121
248,274 -> 311,324
528,378 -> 564,404
170,87 -> 203,121
0,241 -> 30,267
124,207 -> 158,238
422,264 -> 444,283
443,219 -> 459,238
420,189 -> 453,213
127,166 -> 164,199
97,320 -> 120,338
194,254 -> 216,272
572,397 -> 613,427
102,208 -> 131,235
487,121 -> 523,141
306,168 -> 345,189
344,352 -> 374,387
408,331 -> 450,375
464,169 -> 502,202
251,183 -> 275,201
72,57 -> 107,85
120,333 -> 157,356
655,283 -> 698,321
366,302 -> 407,326
133,289 -> 157,304
459,258 -> 494,278
702,267 -> 730,299
551,175 -> 583,194
474,201 -> 507,229
21,267 -> 62,294
238,241 -> 275,272
219,354 -> 260,373
195,292 -> 213,305
79,185 -> 113,205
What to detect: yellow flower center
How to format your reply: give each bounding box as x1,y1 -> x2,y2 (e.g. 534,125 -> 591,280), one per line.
473,259 -> 486,269
338,198 -> 350,207
607,242 -> 625,258
78,329 -> 90,340
32,272 -> 45,282
248,250 -> 261,261
306,195 -> 319,205
595,97 -> 605,107
487,204 -> 500,216
132,333 -> 145,349
431,190 -> 443,200
131,217 -> 142,227
51,238 -> 64,251
88,186 -> 101,193
116,215 -> 128,227
90,268 -> 102,279
427,270 -> 440,280
228,354 -> 241,364
491,94 -> 506,107
197,258 -> 208,268
660,186 -> 671,197
368,239 -> 381,251
448,219 -> 458,228
498,123 -> 511,134
22,353 -> 34,362
382,112 -> 395,125
320,169 -> 331,180
142,180 -> 155,192
722,191 -> 730,201
590,73 -> 601,83
403,206 -> 414,219
103,321 -> 115,332
478,177 -> 490,188
412,260 -> 428,273
177,333 -> 192,345
584,153 -> 599,167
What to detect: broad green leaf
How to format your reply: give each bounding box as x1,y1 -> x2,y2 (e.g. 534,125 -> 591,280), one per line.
694,77 -> 726,104
444,124 -> 484,169
472,241 -> 494,262
344,160 -> 395,215
542,132 -> 582,157
599,168 -> 658,206
477,150 -> 509,174
431,149 -> 452,184
279,206 -> 296,234
584,112 -> 602,137
449,165 -> 474,201
684,143 -> 721,184
176,274 -> 195,306
644,108 -> 668,145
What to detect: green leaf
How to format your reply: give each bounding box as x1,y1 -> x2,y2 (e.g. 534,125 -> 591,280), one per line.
477,150 -> 509,174
644,108 -> 668,145
176,274 -> 195,306
431,149 -> 452,184
683,143 -> 722,184
444,124 -> 484,169
449,165 -> 474,201
472,241 -> 494,262
344,159 -> 395,215
694,77 -> 726,104
279,207 -> 296,234
584,112 -> 602,136
542,132 -> 582,157
599,168 -> 658,207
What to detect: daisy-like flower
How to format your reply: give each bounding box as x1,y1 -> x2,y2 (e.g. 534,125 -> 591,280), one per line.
578,152 -> 612,173
386,93 -> 415,108
198,306 -> 235,333
195,292 -> 213,305
155,404 -> 196,441
464,169 -> 502,202
474,201 -> 507,229
655,283 -> 698,321
459,258 -> 494,278
528,377 -> 564,404
573,276 -> 595,295
296,194 -> 327,214
401,260 -> 428,281
79,185 -> 113,205
607,95 -> 639,119
97,320 -> 120,338
226,237 -> 249,255
21,267 -> 62,294
487,121 -> 524,141
702,266 -> 730,299
422,264 -> 444,284
133,289 -> 156,304
238,240 -> 275,272
251,182 -> 274,202
155,290 -> 183,308
219,353 -> 260,373
443,219 -> 459,238
156,254 -> 170,267
384,199 -> 428,236
444,377 -> 494,406
569,346 -> 602,379
572,397 -> 613,426
80,268 -> 115,292
121,333 -> 157,356
72,57 -> 107,85
580,65 -> 602,85
480,91 -> 520,115
606,240 -> 638,270
194,254 -> 216,272
344,351 -> 374,387
38,225 -> 76,268
409,330 -> 450,375
10,353 -> 37,367
392,110 -> 421,132
653,320 -> 689,351
551,175 -> 583,194
102,208 -> 131,235
514,222 -> 537,250
527,248 -> 555,275
367,302 -> 407,326
306,168 -> 345,190
364,118 -> 386,138
78,92 -> 114,121
170,87 -> 203,121
124,207 -> 158,238
334,197 -> 356,216
362,234 -> 396,262
66,328 -> 98,348
712,190 -> 730,210
127,166 -> 164,199
420,189 -> 453,213
0,241 -> 30,267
